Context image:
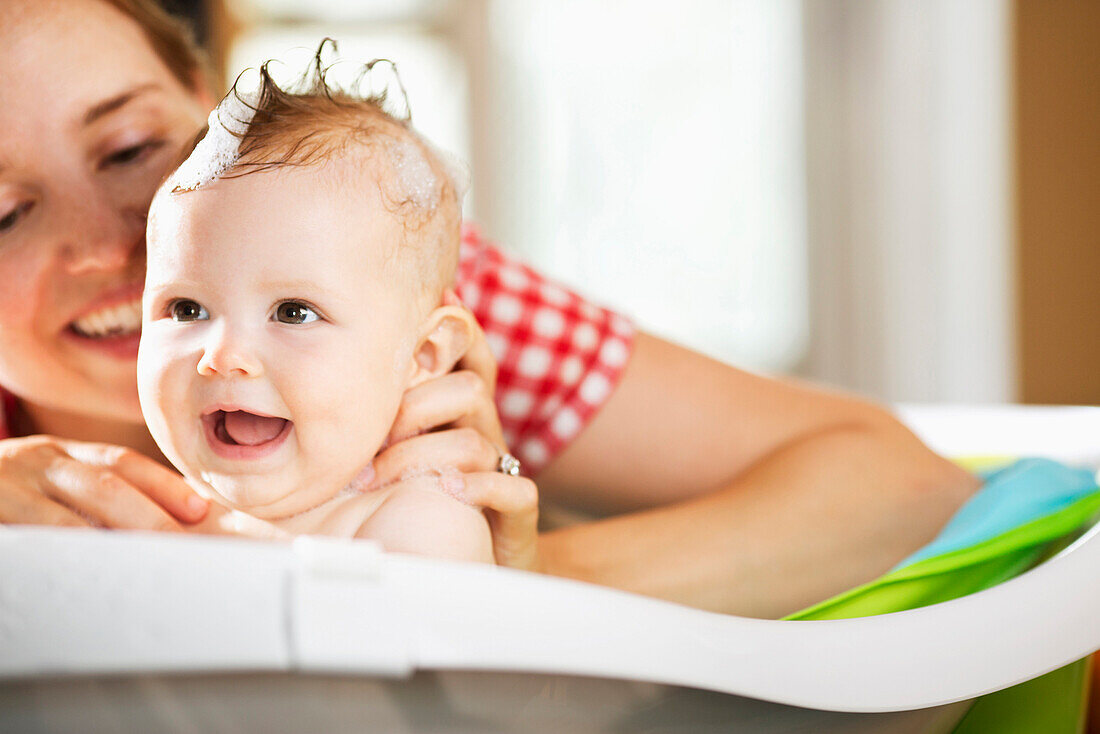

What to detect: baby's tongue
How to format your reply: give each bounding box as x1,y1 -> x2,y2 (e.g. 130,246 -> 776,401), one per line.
223,411 -> 287,446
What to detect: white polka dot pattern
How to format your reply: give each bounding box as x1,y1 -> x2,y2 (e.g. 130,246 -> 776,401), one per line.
460,282 -> 481,310
520,438 -> 549,468
599,338 -> 629,368
573,323 -> 599,350
550,407 -> 581,438
610,314 -> 632,337
560,356 -> 584,384
517,346 -> 553,378
485,332 -> 508,362
500,389 -> 534,418
489,294 -> 522,326
579,373 -> 611,404
499,265 -> 529,290
540,283 -> 570,306
532,308 -> 565,338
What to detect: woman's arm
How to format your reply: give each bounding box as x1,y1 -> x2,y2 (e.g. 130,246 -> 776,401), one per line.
535,331 -> 981,618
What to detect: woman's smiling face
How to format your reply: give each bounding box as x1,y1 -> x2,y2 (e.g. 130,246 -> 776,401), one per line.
0,0 -> 207,423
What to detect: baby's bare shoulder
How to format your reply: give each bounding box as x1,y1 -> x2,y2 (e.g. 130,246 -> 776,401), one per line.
355,484 -> 493,563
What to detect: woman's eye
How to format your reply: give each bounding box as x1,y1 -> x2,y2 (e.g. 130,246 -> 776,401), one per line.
169,300 -> 209,322
0,202 -> 33,234
100,141 -> 162,169
274,302 -> 320,325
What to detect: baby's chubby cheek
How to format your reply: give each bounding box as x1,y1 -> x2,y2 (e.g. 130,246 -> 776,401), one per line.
295,394 -> 397,491
292,333 -> 414,487
135,329 -> 198,472
283,367 -> 403,498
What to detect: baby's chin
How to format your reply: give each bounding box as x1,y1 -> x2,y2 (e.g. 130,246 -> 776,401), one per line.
195,470 -> 337,520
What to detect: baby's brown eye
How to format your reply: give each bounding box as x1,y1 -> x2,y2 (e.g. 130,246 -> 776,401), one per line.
275,301 -> 319,325
169,300 -> 208,322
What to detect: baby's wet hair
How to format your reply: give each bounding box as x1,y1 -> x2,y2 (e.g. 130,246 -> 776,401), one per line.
217,39 -> 459,225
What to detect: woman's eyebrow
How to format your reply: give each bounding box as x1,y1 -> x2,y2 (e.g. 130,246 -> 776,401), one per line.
82,83 -> 160,127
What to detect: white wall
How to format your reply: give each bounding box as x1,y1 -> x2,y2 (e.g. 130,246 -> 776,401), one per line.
470,0 -> 810,372
802,0 -> 1014,403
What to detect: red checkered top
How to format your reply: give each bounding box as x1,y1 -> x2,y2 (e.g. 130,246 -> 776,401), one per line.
0,224 -> 635,475
454,224 -> 634,473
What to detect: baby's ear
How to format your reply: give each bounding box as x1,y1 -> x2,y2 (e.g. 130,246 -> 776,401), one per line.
408,305 -> 476,387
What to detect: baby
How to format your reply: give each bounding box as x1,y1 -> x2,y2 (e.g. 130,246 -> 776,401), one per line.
136,52 -> 493,562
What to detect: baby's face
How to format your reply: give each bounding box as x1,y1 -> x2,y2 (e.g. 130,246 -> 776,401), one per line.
139,162 -> 423,518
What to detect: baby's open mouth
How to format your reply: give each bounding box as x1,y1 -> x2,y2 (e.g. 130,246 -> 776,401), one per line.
215,410 -> 288,446
203,409 -> 293,459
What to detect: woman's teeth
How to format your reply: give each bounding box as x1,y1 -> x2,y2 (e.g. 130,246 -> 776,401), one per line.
71,297 -> 142,338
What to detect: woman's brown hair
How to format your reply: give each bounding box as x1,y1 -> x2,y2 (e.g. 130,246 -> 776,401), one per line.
100,0 -> 211,91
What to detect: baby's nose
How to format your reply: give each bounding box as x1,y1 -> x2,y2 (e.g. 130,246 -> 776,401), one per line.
197,329 -> 264,379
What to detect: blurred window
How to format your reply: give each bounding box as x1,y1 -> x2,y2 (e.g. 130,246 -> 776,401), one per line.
225,0 -> 807,371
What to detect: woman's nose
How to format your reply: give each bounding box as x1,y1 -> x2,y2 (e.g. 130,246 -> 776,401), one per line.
196,326 -> 264,379
57,188 -> 144,275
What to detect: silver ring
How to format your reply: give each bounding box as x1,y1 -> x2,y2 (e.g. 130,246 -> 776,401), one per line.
498,452 -> 521,476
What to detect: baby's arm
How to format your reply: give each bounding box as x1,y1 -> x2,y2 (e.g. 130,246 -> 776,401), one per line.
356,485 -> 494,564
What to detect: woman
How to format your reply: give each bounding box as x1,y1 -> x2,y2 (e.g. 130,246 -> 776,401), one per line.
0,0 -> 979,618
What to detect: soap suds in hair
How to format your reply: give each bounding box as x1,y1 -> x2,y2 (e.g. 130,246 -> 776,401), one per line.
388,138 -> 440,210
170,89 -> 258,193
419,134 -> 470,206
167,44 -> 470,213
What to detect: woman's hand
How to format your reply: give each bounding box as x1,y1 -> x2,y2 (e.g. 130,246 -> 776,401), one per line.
365,299 -> 540,571
0,435 -> 208,531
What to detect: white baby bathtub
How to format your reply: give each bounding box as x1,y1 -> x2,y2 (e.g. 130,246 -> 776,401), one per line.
2,404 -> 1099,734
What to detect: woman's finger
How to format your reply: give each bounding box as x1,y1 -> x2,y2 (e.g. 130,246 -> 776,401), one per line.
0,480 -> 91,528
456,472 -> 539,515
370,427 -> 499,490
387,370 -> 504,447
40,456 -> 184,533
61,441 -> 209,523
443,290 -> 498,394
457,472 -> 540,570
